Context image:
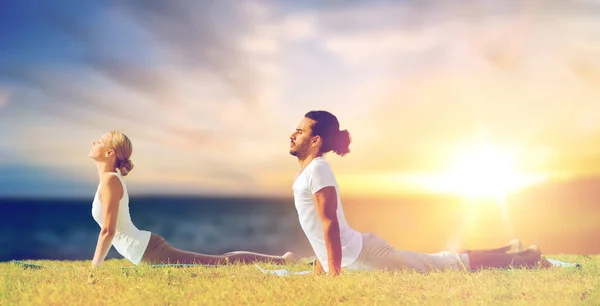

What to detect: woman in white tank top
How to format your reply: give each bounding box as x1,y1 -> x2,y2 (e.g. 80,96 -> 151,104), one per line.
88,131 -> 298,267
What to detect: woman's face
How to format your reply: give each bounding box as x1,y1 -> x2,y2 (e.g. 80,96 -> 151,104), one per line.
88,133 -> 114,161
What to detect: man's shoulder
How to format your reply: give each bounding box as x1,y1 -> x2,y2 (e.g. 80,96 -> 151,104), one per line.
306,158 -> 335,179
308,158 -> 332,171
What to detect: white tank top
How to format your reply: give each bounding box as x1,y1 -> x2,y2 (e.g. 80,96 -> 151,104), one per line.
91,172 -> 151,265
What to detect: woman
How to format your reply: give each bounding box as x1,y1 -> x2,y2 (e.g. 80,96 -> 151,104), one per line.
88,131 -> 297,267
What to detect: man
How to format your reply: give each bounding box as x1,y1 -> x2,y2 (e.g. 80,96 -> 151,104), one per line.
289,110 -> 550,276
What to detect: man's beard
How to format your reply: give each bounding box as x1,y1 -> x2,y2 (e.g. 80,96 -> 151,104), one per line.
289,142 -> 308,158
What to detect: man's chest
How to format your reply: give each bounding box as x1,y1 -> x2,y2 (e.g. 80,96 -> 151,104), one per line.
293,176 -> 315,210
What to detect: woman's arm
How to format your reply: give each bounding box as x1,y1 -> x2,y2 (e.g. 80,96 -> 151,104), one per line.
91,174 -> 122,267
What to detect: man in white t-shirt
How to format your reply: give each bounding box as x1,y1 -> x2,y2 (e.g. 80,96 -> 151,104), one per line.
289,110 -> 551,276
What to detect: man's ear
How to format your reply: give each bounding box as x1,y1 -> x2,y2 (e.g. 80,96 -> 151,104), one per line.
311,135 -> 321,147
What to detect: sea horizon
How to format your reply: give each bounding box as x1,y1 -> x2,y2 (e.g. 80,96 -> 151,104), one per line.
2,193 -> 599,264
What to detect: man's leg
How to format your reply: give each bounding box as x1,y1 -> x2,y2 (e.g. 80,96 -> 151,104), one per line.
467,245 -> 552,270
347,233 -> 469,273
460,239 -> 524,254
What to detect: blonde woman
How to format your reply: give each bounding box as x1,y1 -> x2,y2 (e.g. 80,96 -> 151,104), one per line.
88,131 -> 297,267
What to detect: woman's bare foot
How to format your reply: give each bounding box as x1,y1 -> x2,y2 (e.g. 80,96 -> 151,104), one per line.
282,252 -> 301,264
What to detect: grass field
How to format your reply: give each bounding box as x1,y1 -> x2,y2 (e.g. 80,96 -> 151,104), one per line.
2,255 -> 599,305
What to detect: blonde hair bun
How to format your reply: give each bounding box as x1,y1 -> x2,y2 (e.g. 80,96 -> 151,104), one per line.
118,159 -> 134,176
110,131 -> 134,176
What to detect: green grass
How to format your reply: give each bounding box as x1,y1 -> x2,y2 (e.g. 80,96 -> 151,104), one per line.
2,255 -> 599,305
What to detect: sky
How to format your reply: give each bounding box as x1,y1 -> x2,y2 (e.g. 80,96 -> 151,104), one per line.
1,0 -> 600,198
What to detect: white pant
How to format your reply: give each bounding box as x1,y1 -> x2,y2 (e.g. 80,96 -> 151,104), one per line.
346,232 -> 471,272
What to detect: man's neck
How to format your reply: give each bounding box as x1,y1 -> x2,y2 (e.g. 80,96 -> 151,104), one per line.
297,153 -> 323,170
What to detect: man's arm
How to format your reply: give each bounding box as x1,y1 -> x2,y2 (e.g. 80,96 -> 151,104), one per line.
314,256 -> 325,275
313,186 -> 342,276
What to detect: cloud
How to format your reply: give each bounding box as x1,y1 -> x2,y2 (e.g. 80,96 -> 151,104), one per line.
2,0 -> 600,196
0,0 -> 289,151
287,0 -> 600,176
316,0 -> 600,72
323,30 -> 441,66
1,0 -> 281,111
346,66 -> 600,174
108,0 -> 270,107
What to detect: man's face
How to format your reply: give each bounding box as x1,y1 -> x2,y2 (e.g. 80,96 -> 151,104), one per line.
289,117 -> 316,158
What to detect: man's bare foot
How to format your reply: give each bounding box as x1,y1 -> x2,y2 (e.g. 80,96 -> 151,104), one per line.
538,255 -> 553,268
523,245 -> 552,268
525,245 -> 553,268
526,244 -> 541,253
508,239 -> 524,254
282,252 -> 300,264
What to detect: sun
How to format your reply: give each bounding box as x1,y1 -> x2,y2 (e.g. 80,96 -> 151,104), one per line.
427,144 -> 543,200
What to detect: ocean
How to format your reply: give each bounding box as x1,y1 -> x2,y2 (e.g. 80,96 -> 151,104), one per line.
0,196 -> 312,263
2,192 -> 599,263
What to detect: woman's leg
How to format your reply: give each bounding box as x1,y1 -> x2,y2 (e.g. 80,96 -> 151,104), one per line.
222,251 -> 300,264
142,233 -> 297,265
159,247 -> 292,265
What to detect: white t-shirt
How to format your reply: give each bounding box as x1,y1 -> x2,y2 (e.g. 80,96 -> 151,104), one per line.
292,157 -> 363,272
91,172 -> 151,265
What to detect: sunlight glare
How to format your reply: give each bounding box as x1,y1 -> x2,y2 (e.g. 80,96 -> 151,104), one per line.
427,145 -> 543,199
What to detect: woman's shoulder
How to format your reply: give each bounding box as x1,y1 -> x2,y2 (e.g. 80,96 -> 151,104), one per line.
100,172 -> 124,191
